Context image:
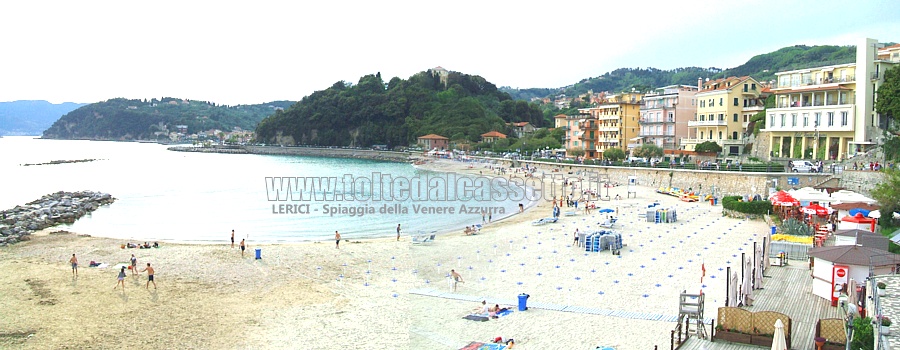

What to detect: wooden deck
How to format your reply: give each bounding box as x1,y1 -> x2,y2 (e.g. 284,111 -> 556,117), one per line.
678,263 -> 844,350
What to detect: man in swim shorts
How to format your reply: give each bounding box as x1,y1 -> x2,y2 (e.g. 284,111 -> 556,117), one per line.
69,254 -> 78,276
140,263 -> 156,289
240,239 -> 246,257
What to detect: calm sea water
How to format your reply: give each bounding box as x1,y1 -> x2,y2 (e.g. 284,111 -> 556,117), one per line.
0,137 -> 528,243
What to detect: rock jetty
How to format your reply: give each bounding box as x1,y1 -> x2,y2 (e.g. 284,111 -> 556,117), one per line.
0,191 -> 115,246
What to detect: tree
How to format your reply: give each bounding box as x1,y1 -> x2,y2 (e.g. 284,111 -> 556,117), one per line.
871,168 -> 900,223
695,141 -> 722,154
876,66 -> 900,131
603,148 -> 626,161
633,144 -> 664,159
567,147 -> 585,158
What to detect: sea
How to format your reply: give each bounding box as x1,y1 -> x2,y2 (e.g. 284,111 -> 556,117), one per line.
0,137 -> 532,243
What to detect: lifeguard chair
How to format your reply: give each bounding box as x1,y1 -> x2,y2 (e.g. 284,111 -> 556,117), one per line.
677,290 -> 707,339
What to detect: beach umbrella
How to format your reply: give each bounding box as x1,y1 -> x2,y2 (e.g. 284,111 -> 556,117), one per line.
742,258 -> 753,306
869,210 -> 882,219
771,319 -> 787,350
729,271 -> 739,307
754,245 -> 764,289
802,203 -> 830,217
849,208 -> 871,217
768,191 -> 799,207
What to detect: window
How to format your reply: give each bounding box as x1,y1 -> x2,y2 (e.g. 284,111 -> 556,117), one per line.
802,113 -> 808,127
700,132 -> 704,139
700,100 -> 705,108
841,111 -> 848,126
691,99 -> 695,106
709,99 -> 714,107
743,84 -> 748,92
827,112 -> 834,126
733,98 -> 739,106
751,83 -> 756,90
700,114 -> 705,121
719,98 -> 723,106
791,113 -> 797,127
575,141 -> 579,147
718,113 -> 724,121
814,112 -> 821,127
780,114 -> 786,127
733,113 -> 738,122
769,114 -> 775,127
718,131 -> 723,139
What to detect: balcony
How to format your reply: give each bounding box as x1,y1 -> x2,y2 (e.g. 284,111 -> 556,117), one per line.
639,131 -> 676,137
776,76 -> 855,89
596,137 -> 620,144
775,101 -> 850,108
598,126 -> 620,132
639,118 -> 675,124
743,105 -> 764,112
688,120 -> 727,127
597,115 -> 620,121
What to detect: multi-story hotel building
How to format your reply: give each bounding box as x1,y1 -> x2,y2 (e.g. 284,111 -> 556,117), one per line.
684,76 -> 764,156
638,85 -> 698,150
763,38 -> 898,160
564,92 -> 642,159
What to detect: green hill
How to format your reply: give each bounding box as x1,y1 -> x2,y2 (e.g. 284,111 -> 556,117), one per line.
255,70 -> 546,147
42,98 -> 294,140
501,44 -> 857,100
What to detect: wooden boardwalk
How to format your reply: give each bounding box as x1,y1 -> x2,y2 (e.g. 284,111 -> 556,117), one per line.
678,263 -> 844,350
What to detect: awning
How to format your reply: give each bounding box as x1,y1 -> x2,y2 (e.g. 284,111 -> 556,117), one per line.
890,229 -> 900,244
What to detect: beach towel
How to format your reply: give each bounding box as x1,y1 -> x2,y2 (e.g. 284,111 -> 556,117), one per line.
463,314 -> 490,322
496,309 -> 513,317
459,342 -> 505,350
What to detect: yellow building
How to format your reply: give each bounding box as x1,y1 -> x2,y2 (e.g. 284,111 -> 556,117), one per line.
571,92 -> 642,159
763,38 -> 898,160
684,76 -> 763,155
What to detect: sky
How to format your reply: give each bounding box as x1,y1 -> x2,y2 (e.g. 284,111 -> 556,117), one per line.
2,0 -> 900,106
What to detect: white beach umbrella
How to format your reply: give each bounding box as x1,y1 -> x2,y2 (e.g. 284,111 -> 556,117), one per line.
771,319 -> 787,350
869,210 -> 881,219
754,245 -> 764,289
729,271 -> 740,307
742,258 -> 753,306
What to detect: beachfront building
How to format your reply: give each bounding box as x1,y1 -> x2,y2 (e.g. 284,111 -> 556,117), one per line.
562,113 -> 595,158
480,131 -> 507,143
507,122 -> 536,138
638,85 -> 698,151
684,76 -> 764,156
554,114 -> 567,129
763,38 -> 899,160
569,92 -> 643,159
417,134 -> 449,150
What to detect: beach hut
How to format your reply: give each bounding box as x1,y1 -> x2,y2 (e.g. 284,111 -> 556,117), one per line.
839,213 -> 877,232
832,229 -> 889,251
807,246 -> 900,303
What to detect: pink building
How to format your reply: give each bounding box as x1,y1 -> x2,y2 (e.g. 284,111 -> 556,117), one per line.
637,85 -> 698,150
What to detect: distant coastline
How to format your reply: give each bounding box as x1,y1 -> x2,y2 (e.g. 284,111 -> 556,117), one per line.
167,144 -> 414,162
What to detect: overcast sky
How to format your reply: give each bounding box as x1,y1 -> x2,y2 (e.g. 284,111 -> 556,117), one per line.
2,0 -> 899,105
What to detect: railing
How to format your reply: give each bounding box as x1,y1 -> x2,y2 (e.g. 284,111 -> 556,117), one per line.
775,101 -> 851,108
639,132 -> 676,137
776,76 -> 855,88
639,118 -> 675,123
872,71 -> 880,80
688,120 -> 727,126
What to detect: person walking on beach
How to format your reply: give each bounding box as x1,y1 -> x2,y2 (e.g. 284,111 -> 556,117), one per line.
574,228 -> 580,247
451,269 -> 463,292
482,210 -> 486,224
140,263 -> 156,289
240,239 -> 246,257
130,254 -> 137,277
114,266 -> 126,290
69,254 -> 78,277
231,229 -> 235,248
335,231 -> 341,249
396,224 -> 401,241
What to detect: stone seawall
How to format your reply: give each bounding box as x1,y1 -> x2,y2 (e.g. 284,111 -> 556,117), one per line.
506,159 -> 834,197
168,146 -> 413,162
838,170 -> 886,197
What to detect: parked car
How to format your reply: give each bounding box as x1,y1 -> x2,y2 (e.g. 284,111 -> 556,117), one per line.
791,160 -> 821,173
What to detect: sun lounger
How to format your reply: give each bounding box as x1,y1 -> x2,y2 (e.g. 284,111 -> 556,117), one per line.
411,234 -> 436,244
531,217 -> 558,226
599,218 -> 617,228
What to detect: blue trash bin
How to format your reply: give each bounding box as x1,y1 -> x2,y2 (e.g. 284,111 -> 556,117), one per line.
771,226 -> 776,235
255,248 -> 261,259
517,293 -> 530,311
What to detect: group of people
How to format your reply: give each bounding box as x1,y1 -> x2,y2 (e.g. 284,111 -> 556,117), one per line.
68,253 -> 156,290
473,300 -> 511,319
463,226 -> 479,236
231,229 -> 248,256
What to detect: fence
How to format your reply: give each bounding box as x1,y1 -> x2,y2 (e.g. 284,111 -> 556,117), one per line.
769,241 -> 810,261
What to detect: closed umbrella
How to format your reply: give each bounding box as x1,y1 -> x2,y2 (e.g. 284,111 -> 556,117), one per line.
754,245 -> 764,289
742,258 -> 753,306
729,271 -> 739,307
771,319 -> 787,350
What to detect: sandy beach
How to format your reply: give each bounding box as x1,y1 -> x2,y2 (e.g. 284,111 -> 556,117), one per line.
0,158 -> 769,349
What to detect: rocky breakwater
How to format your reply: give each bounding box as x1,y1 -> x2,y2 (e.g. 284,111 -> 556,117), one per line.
0,191 -> 115,246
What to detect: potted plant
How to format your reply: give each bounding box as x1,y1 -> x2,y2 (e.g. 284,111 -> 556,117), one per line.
881,316 -> 892,335
878,282 -> 887,297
